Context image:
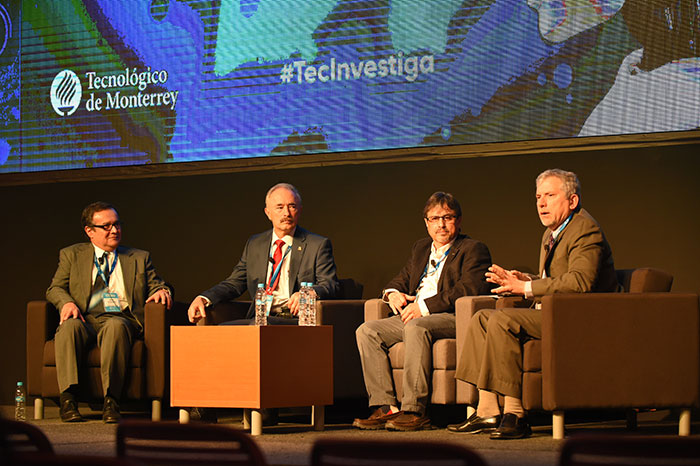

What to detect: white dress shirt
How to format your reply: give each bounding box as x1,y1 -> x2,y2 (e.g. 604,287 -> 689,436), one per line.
383,240 -> 454,317
91,245 -> 128,311
266,230 -> 294,310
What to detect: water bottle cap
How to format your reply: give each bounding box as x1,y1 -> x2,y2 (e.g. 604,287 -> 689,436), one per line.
17,382 -> 23,386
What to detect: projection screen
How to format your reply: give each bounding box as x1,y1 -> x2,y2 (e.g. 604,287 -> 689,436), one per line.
0,0 -> 698,176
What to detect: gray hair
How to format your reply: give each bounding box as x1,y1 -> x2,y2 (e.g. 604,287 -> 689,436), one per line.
265,183 -> 302,206
536,168 -> 581,201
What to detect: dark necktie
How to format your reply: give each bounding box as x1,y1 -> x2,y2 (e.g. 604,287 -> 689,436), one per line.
268,240 -> 286,291
100,253 -> 111,284
545,233 -> 555,254
89,253 -> 109,313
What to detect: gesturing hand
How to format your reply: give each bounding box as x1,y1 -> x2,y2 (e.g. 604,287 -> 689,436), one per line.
485,264 -> 527,295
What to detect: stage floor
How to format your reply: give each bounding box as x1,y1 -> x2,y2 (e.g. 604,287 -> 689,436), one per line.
2,405 -> 696,466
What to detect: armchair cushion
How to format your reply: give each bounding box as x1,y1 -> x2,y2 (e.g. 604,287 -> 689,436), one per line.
364,298 -> 460,405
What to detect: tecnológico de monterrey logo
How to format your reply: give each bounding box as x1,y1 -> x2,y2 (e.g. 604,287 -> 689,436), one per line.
50,70 -> 82,116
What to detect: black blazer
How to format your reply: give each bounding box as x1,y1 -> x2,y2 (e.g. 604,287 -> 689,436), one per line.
384,234 -> 492,314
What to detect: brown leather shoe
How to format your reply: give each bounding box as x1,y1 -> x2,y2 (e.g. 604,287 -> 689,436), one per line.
352,406 -> 401,430
385,412 -> 431,431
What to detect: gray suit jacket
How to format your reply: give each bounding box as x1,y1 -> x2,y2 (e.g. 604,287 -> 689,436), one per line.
46,243 -> 171,329
201,227 -> 339,318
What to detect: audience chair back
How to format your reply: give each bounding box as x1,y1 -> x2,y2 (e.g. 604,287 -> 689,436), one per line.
559,434 -> 700,466
0,418 -> 53,458
9,453 -> 139,465
311,438 -> 487,466
116,420 -> 267,466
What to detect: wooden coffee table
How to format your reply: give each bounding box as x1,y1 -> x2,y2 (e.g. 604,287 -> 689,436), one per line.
171,325 -> 333,435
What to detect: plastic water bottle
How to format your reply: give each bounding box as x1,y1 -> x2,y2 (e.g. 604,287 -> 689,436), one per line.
298,282 -> 308,326
15,381 -> 26,421
254,283 -> 267,326
306,282 -> 317,326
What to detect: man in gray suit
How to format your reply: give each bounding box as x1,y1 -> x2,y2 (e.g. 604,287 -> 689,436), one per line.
47,202 -> 172,423
187,183 -> 339,325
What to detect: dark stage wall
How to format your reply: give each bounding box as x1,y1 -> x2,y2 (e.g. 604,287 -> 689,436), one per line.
1,143 -> 699,404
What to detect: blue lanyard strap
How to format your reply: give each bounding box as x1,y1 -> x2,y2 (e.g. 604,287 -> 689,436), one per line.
267,245 -> 291,292
93,251 -> 118,286
552,213 -> 574,241
418,247 -> 451,285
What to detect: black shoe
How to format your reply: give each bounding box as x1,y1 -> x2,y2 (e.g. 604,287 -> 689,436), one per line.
490,413 -> 532,439
59,396 -> 83,422
447,412 -> 501,433
189,407 -> 218,423
102,396 -> 121,424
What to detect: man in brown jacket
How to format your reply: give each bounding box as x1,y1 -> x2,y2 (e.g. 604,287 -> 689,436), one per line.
449,169 -> 619,439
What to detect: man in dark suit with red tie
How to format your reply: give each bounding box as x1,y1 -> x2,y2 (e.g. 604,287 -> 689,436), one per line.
187,183 -> 339,325
47,202 -> 172,423
353,192 -> 492,431
186,183 -> 339,423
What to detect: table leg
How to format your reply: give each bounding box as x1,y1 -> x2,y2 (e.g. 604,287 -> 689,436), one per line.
250,409 -> 263,436
312,405 -> 325,431
243,409 -> 251,429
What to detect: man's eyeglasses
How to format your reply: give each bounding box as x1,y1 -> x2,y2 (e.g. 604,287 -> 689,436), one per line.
425,215 -> 458,224
90,221 -> 123,231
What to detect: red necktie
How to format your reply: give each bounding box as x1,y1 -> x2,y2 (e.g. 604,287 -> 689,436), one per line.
268,239 -> 286,291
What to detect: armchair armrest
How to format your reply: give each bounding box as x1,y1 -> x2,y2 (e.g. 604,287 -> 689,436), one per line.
317,299 -> 366,399
495,296 -> 533,309
143,302 -> 166,398
364,298 -> 392,321
540,292 -> 700,411
455,296 -> 498,360
197,301 -> 250,326
26,301 -> 58,396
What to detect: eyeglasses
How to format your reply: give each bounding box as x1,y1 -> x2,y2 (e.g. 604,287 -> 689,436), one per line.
90,221 -> 122,231
425,214 -> 458,224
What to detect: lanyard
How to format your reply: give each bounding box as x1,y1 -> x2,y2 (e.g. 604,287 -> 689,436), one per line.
418,247 -> 451,285
267,244 -> 291,293
552,213 -> 574,241
93,251 -> 118,287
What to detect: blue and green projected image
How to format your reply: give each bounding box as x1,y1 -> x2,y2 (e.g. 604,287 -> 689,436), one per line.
1,0 -> 699,174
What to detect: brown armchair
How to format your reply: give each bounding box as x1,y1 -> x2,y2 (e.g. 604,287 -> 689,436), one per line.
26,300 -> 187,421
196,279 -> 366,401
364,297 -> 496,406
455,268 -> 700,439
